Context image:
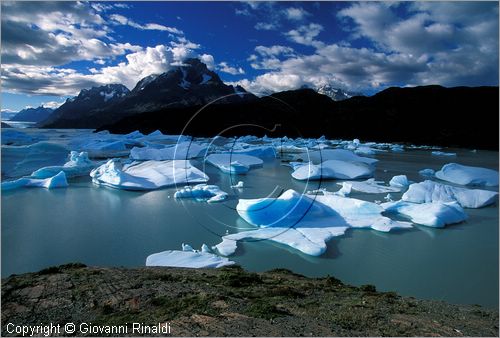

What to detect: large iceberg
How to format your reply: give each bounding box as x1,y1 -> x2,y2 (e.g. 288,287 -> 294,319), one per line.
291,160 -> 374,181
90,159 -> 209,190
2,171 -> 68,191
383,200 -> 467,228
435,163 -> 499,187
403,180 -> 498,208
146,244 -> 235,268
130,141 -> 207,161
31,151 -> 95,179
215,189 -> 412,256
205,153 -> 263,174
174,184 -> 228,203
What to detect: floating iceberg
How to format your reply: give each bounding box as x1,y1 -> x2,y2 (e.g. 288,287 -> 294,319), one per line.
215,189 -> 412,256
292,149 -> 378,165
225,146 -> 276,159
383,200 -> 467,228
390,144 -> 405,152
402,180 -> 498,208
389,175 -> 410,189
231,181 -> 244,189
1,129 -> 45,145
435,163 -> 499,187
431,151 -> 457,157
291,160 -> 374,181
174,184 -> 228,203
1,142 -> 69,178
76,139 -> 129,158
419,168 -> 435,177
146,244 -> 235,268
2,171 -> 68,191
337,178 -> 401,194
205,153 -> 263,174
130,141 -> 207,161
90,159 -> 209,190
31,151 -> 95,179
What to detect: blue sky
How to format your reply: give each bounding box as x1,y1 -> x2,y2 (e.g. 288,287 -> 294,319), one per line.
2,1 -> 498,111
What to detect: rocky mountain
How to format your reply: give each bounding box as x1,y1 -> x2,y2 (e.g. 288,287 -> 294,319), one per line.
41,59 -> 256,128
9,106 -> 53,122
1,109 -> 18,121
98,85 -> 499,150
316,84 -> 361,101
40,84 -> 130,127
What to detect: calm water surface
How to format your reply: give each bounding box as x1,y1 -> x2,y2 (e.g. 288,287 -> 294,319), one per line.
2,130 -> 498,308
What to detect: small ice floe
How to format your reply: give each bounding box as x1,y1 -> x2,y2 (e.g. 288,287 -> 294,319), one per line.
1,129 -> 45,145
174,184 -> 228,203
31,151 -> 95,179
435,163 -> 499,187
146,244 -> 235,268
419,168 -> 435,177
90,159 -> 208,190
205,153 -> 263,174
336,182 -> 352,197
75,139 -> 130,158
214,189 -> 412,257
291,160 -> 375,181
231,181 -> 244,189
130,142 -> 207,161
225,145 -> 276,159
337,178 -> 401,194
431,151 -> 457,157
390,144 -> 405,152
384,194 -> 394,202
383,200 -> 467,228
292,149 -> 378,166
402,180 -> 498,209
389,175 -> 410,189
2,171 -> 68,191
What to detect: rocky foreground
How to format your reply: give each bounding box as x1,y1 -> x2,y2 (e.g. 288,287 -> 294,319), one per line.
2,263 -> 498,336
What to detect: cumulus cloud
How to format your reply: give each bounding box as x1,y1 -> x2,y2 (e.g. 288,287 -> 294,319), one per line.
1,2 -> 142,66
218,62 -> 245,75
284,7 -> 310,21
42,101 -> 65,109
199,54 -> 215,70
285,23 -> 324,48
237,2 -> 498,95
2,43 -> 204,96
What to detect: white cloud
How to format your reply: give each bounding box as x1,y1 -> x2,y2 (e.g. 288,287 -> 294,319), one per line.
218,62 -> 245,75
199,54 -> 215,70
284,7 -> 310,21
42,101 -> 65,109
109,14 -> 183,34
254,22 -> 278,31
285,23 -> 324,48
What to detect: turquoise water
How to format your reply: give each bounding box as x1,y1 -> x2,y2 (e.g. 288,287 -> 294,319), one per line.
1,129 -> 498,308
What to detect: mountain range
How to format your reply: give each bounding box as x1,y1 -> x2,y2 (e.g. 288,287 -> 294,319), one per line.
38,58 -> 498,149
5,106 -> 54,122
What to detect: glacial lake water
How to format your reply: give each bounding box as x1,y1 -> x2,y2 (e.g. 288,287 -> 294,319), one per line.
1,128 -> 498,308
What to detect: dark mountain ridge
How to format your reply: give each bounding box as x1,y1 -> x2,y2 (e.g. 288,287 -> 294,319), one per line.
10,106 -> 53,122
97,85 -> 499,150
